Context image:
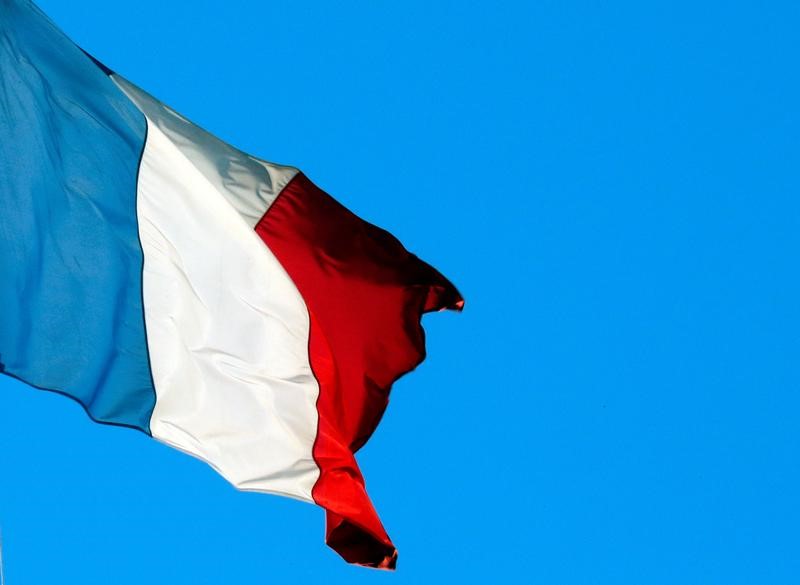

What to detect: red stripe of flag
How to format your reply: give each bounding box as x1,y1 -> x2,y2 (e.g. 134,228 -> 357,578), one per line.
255,173 -> 463,568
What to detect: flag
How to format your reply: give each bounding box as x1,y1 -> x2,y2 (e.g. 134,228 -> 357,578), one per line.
0,0 -> 463,569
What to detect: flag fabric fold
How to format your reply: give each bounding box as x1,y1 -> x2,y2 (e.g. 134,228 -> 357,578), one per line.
0,0 -> 463,568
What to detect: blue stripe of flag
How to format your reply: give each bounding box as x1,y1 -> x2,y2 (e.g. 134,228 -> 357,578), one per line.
0,0 -> 156,431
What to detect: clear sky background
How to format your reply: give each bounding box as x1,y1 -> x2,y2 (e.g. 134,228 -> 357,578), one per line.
1,1 -> 798,583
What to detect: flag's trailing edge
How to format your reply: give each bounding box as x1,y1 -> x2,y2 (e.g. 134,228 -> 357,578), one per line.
0,0 -> 463,570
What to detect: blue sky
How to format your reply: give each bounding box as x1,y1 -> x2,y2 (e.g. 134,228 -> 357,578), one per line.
1,1 -> 799,583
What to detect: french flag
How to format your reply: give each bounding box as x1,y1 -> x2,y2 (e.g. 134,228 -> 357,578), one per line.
0,0 -> 462,569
